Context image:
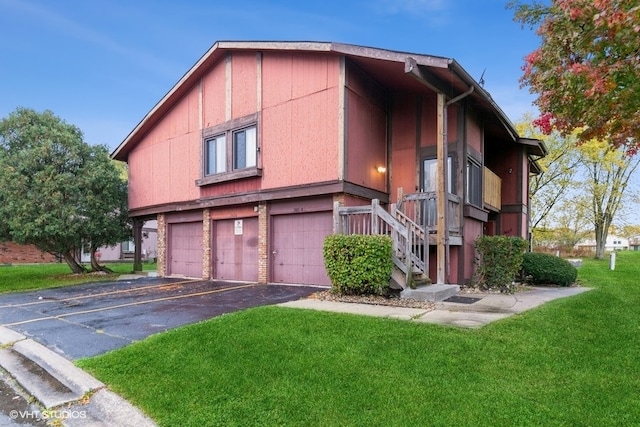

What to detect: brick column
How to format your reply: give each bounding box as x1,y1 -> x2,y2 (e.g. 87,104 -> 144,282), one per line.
258,202 -> 268,284
202,209 -> 211,280
157,213 -> 166,277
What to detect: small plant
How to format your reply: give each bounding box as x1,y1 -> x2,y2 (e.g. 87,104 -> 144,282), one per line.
474,235 -> 528,293
522,252 -> 577,287
323,234 -> 393,295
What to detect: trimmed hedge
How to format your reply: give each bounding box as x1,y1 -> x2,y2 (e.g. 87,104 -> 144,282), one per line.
474,235 -> 528,293
323,234 -> 393,295
522,252 -> 577,287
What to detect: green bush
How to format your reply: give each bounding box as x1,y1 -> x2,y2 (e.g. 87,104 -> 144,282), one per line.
474,235 -> 528,293
522,252 -> 577,287
323,234 -> 393,295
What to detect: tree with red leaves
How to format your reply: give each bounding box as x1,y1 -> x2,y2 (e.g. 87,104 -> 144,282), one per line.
509,0 -> 640,154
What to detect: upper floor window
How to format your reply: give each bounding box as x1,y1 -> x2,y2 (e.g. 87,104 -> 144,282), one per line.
466,158 -> 482,207
197,113 -> 262,186
423,157 -> 453,193
233,126 -> 256,170
206,134 -> 227,175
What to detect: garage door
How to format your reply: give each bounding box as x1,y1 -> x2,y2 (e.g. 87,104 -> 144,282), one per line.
168,222 -> 203,278
272,211 -> 333,286
214,218 -> 258,281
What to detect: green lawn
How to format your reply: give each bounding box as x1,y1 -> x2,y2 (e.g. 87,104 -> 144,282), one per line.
78,252 -> 640,426
0,262 -> 157,293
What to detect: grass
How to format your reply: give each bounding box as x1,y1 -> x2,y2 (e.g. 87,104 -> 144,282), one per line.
75,252 -> 640,426
0,262 -> 157,293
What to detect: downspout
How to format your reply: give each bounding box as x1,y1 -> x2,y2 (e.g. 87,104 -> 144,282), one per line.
439,85 -> 474,284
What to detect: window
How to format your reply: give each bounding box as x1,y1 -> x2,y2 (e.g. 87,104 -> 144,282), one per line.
422,157 -> 453,193
205,135 -> 227,175
233,126 -> 256,170
198,113 -> 261,185
466,158 -> 482,207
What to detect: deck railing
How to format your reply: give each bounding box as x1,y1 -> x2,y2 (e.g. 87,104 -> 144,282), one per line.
396,191 -> 461,236
333,200 -> 427,285
483,167 -> 502,211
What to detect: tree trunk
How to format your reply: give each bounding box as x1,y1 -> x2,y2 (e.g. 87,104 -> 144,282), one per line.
62,251 -> 86,274
90,249 -> 113,273
594,221 -> 609,260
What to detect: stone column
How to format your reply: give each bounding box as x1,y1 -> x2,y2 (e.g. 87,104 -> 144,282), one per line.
202,209 -> 211,280
156,213 -> 166,277
257,202 -> 268,284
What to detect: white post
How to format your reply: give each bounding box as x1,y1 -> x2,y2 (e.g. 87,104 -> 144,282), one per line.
610,252 -> 616,271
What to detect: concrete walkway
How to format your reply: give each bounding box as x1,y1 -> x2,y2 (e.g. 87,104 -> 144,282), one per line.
280,286 -> 592,328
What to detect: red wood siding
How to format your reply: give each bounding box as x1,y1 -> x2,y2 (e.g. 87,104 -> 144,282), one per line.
345,64 -> 387,192
390,93 -> 418,201
232,52 -> 258,119
213,217 -> 258,281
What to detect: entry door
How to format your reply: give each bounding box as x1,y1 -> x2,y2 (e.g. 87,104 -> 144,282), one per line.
271,212 -> 332,286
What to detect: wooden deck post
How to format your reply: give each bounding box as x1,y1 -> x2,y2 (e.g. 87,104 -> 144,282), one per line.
436,92 -> 446,284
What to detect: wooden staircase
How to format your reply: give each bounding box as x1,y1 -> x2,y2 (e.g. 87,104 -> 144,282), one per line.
333,199 -> 429,289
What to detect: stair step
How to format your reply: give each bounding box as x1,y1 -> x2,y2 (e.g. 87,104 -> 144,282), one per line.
400,284 -> 460,302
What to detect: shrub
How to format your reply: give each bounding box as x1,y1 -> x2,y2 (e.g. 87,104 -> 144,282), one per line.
522,252 -> 577,287
323,234 -> 393,295
474,235 -> 528,293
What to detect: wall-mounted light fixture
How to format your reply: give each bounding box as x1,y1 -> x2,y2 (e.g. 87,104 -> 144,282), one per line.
377,166 -> 387,174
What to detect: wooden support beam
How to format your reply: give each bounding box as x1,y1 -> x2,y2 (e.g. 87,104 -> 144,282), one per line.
436,93 -> 446,284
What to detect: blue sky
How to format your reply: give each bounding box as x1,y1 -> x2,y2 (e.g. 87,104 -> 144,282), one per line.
0,0 -> 541,152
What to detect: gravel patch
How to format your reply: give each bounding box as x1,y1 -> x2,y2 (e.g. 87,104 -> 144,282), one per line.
310,290 -> 436,310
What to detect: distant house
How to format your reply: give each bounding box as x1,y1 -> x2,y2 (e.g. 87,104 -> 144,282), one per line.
629,236 -> 640,251
80,220 -> 158,263
575,235 -> 630,252
112,41 -> 545,286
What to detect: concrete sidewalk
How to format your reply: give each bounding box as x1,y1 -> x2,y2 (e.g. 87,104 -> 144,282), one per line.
279,286 -> 592,328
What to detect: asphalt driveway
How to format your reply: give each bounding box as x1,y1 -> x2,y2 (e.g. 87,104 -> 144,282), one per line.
0,278 -> 320,360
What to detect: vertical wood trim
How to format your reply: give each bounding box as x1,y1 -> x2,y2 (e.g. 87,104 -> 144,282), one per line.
225,53 -> 232,121
457,102 -> 466,283
338,56 -> 346,181
436,93 -> 446,284
256,52 -> 262,111
415,96 -> 422,192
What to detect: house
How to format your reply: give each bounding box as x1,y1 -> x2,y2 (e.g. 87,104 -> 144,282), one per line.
575,235 -> 630,252
629,236 -> 640,251
112,41 -> 545,286
79,220 -> 158,263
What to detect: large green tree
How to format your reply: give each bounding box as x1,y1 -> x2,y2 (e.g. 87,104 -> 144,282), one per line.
0,108 -> 130,273
577,139 -> 640,258
515,115 -> 580,232
510,0 -> 640,152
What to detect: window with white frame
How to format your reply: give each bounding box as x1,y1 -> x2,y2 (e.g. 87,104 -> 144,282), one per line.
466,158 -> 482,207
199,114 -> 260,185
205,134 -> 227,175
233,126 -> 256,170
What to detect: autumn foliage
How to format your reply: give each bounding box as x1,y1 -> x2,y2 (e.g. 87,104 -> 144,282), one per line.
510,0 -> 640,154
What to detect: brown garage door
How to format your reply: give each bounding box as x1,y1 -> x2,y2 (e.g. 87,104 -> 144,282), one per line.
272,211 -> 332,286
168,222 -> 203,278
213,218 -> 258,281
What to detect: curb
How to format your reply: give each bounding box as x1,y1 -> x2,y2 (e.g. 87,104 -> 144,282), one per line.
0,326 -> 156,426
